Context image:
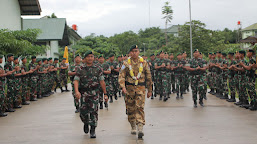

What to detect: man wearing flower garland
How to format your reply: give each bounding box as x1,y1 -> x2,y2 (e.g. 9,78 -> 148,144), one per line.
119,45 -> 152,139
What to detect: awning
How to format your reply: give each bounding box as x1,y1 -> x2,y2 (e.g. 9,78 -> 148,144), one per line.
19,0 -> 41,15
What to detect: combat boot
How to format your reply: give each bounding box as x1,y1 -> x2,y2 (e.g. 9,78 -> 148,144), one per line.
180,93 -> 184,99
90,126 -> 96,138
151,95 -> 154,100
119,91 -> 121,97
137,123 -> 144,139
159,94 -> 162,101
60,87 -> 64,93
6,108 -> 15,112
199,99 -> 204,107
241,100 -> 250,109
114,95 -> 118,100
84,124 -> 89,134
22,100 -> 30,105
176,93 -> 180,99
249,101 -> 257,111
208,89 -> 213,94
65,86 -> 70,92
99,102 -> 103,109
14,103 -> 22,109
0,112 -> 7,117
109,96 -> 113,103
227,94 -> 236,102
163,96 -> 168,102
194,100 -> 197,108
75,106 -> 80,113
130,122 -> 137,135
54,88 -> 57,92
220,94 -> 229,100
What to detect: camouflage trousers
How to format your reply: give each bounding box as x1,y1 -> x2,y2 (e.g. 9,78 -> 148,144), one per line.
175,73 -> 185,94
185,72 -> 190,91
246,76 -> 257,103
21,78 -> 29,101
6,79 -> 15,108
0,80 -> 6,112
222,74 -> 229,95
125,85 -> 145,125
154,73 -> 159,95
207,72 -> 212,89
216,73 -> 223,92
105,78 -> 113,99
166,72 -> 171,94
53,74 -> 62,89
60,73 -> 67,87
170,73 -> 176,93
229,75 -> 236,97
79,89 -> 99,127
202,73 -> 207,94
191,75 -> 205,101
71,81 -> 79,108
37,76 -> 42,96
211,72 -> 217,89
156,71 -> 168,97
30,76 -> 38,99
238,74 -> 247,102
14,77 -> 22,105
112,76 -> 119,96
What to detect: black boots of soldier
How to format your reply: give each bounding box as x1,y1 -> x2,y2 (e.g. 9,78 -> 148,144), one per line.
194,99 -> 204,108
99,102 -> 103,109
176,93 -> 183,99
65,86 -> 70,92
0,111 -> 7,117
84,124 -> 96,138
22,99 -> 30,105
109,96 -> 113,103
249,101 -> 257,111
227,94 -> 236,102
75,106 -> 80,113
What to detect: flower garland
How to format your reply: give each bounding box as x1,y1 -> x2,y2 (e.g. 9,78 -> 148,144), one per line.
127,56 -> 144,85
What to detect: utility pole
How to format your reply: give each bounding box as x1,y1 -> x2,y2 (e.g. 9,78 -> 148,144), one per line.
189,0 -> 193,58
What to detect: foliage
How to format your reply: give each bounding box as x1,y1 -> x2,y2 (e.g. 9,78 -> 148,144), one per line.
162,1 -> 173,46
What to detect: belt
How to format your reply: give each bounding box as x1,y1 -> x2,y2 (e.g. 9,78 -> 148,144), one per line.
79,86 -> 99,91
125,81 -> 145,86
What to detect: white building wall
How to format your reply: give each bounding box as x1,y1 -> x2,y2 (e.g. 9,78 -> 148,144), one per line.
50,40 -> 59,59
0,0 -> 22,30
242,30 -> 255,48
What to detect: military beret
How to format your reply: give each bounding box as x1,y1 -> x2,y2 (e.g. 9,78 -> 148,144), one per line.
48,57 -> 52,61
248,49 -> 255,53
31,56 -> 36,59
0,55 -> 3,59
150,54 -> 155,57
158,51 -> 164,55
124,55 -> 127,57
228,52 -> 234,55
208,52 -> 212,55
193,49 -> 199,53
21,57 -> 26,60
222,53 -> 227,56
75,54 -> 81,58
129,45 -> 139,52
141,55 -> 145,57
117,55 -> 122,58
217,51 -> 222,54
109,53 -> 115,58
7,53 -> 14,58
213,52 -> 216,55
62,58 -> 66,60
98,54 -> 104,59
14,56 -> 18,60
177,53 -> 182,56
239,50 -> 246,55
54,58 -> 59,61
36,59 -> 41,63
84,50 -> 93,58
42,58 -> 47,61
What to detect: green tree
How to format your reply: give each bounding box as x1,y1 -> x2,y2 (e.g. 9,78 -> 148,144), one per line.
162,2 -> 173,46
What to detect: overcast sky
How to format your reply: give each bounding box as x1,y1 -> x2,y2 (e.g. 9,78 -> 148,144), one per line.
23,0 -> 257,37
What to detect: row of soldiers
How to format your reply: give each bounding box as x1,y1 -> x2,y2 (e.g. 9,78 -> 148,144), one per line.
147,49 -> 257,110
0,54 -> 70,117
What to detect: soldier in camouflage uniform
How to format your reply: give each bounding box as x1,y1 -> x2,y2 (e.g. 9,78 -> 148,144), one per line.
214,52 -> 224,98
20,57 -> 31,105
148,54 -> 155,99
107,54 -> 120,102
37,59 -> 45,99
13,57 -> 23,108
60,58 -> 70,92
208,53 -> 218,95
199,53 -> 208,100
233,50 -> 248,107
41,58 -> 49,97
164,53 -> 171,98
48,58 -> 55,95
227,52 -> 237,102
4,54 -> 18,112
98,55 -> 111,109
218,53 -> 229,100
28,56 -> 39,101
155,51 -> 170,102
182,52 -> 190,93
68,54 -> 82,113
207,53 -> 214,94
0,55 -> 8,117
74,50 -> 108,138
184,50 -> 207,108
53,58 -> 64,92
169,53 -> 176,94
117,55 -> 123,97
239,49 -> 257,110
173,53 -> 186,99
154,53 -> 160,97
119,45 -> 152,139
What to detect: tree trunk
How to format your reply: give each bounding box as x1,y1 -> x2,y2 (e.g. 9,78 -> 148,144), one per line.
165,21 -> 168,46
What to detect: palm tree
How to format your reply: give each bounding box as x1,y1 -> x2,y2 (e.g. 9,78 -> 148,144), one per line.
162,2 -> 173,46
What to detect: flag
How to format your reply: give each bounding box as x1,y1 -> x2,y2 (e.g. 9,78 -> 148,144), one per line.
63,46 -> 69,65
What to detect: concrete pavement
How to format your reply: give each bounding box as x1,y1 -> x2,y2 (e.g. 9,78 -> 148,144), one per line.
0,86 -> 257,144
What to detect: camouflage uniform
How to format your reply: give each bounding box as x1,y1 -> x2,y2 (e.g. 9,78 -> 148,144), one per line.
199,59 -> 208,98
21,63 -> 29,102
37,63 -> 44,97
69,63 -> 81,108
173,60 -> 186,96
42,63 -> 49,96
221,58 -> 229,98
53,63 -> 62,90
59,62 -> 68,88
28,62 -> 38,100
74,64 -> 104,127
13,63 -> 22,106
165,59 -> 172,97
184,58 -> 190,92
119,58 -> 152,125
107,61 -> 119,99
148,59 -> 156,97
4,61 -> 15,109
0,65 -> 6,112
246,57 -> 256,108
154,58 -> 170,100
238,58 -> 248,105
216,58 -> 223,95
228,59 -> 237,101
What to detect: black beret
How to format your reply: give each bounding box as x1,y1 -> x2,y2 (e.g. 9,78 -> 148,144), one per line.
98,54 -> 104,59
14,56 -> 18,60
84,50 -> 93,58
36,59 -> 41,63
193,49 -> 199,53
239,50 -> 246,55
150,54 -> 155,57
156,53 -> 160,56
117,55 -> 122,58
75,54 -> 81,58
0,55 -> 3,58
62,58 -> 66,60
228,52 -> 234,55
31,56 -> 36,59
54,58 -> 59,61
124,55 -> 127,57
158,51 -> 164,55
217,51 -> 222,54
248,49 -> 255,53
208,52 -> 212,55
129,45 -> 139,52
7,53 -> 14,58
213,52 -> 216,55
222,53 -> 227,56
48,57 -> 52,61
42,58 -> 47,61
21,57 -> 26,60
177,53 -> 182,56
